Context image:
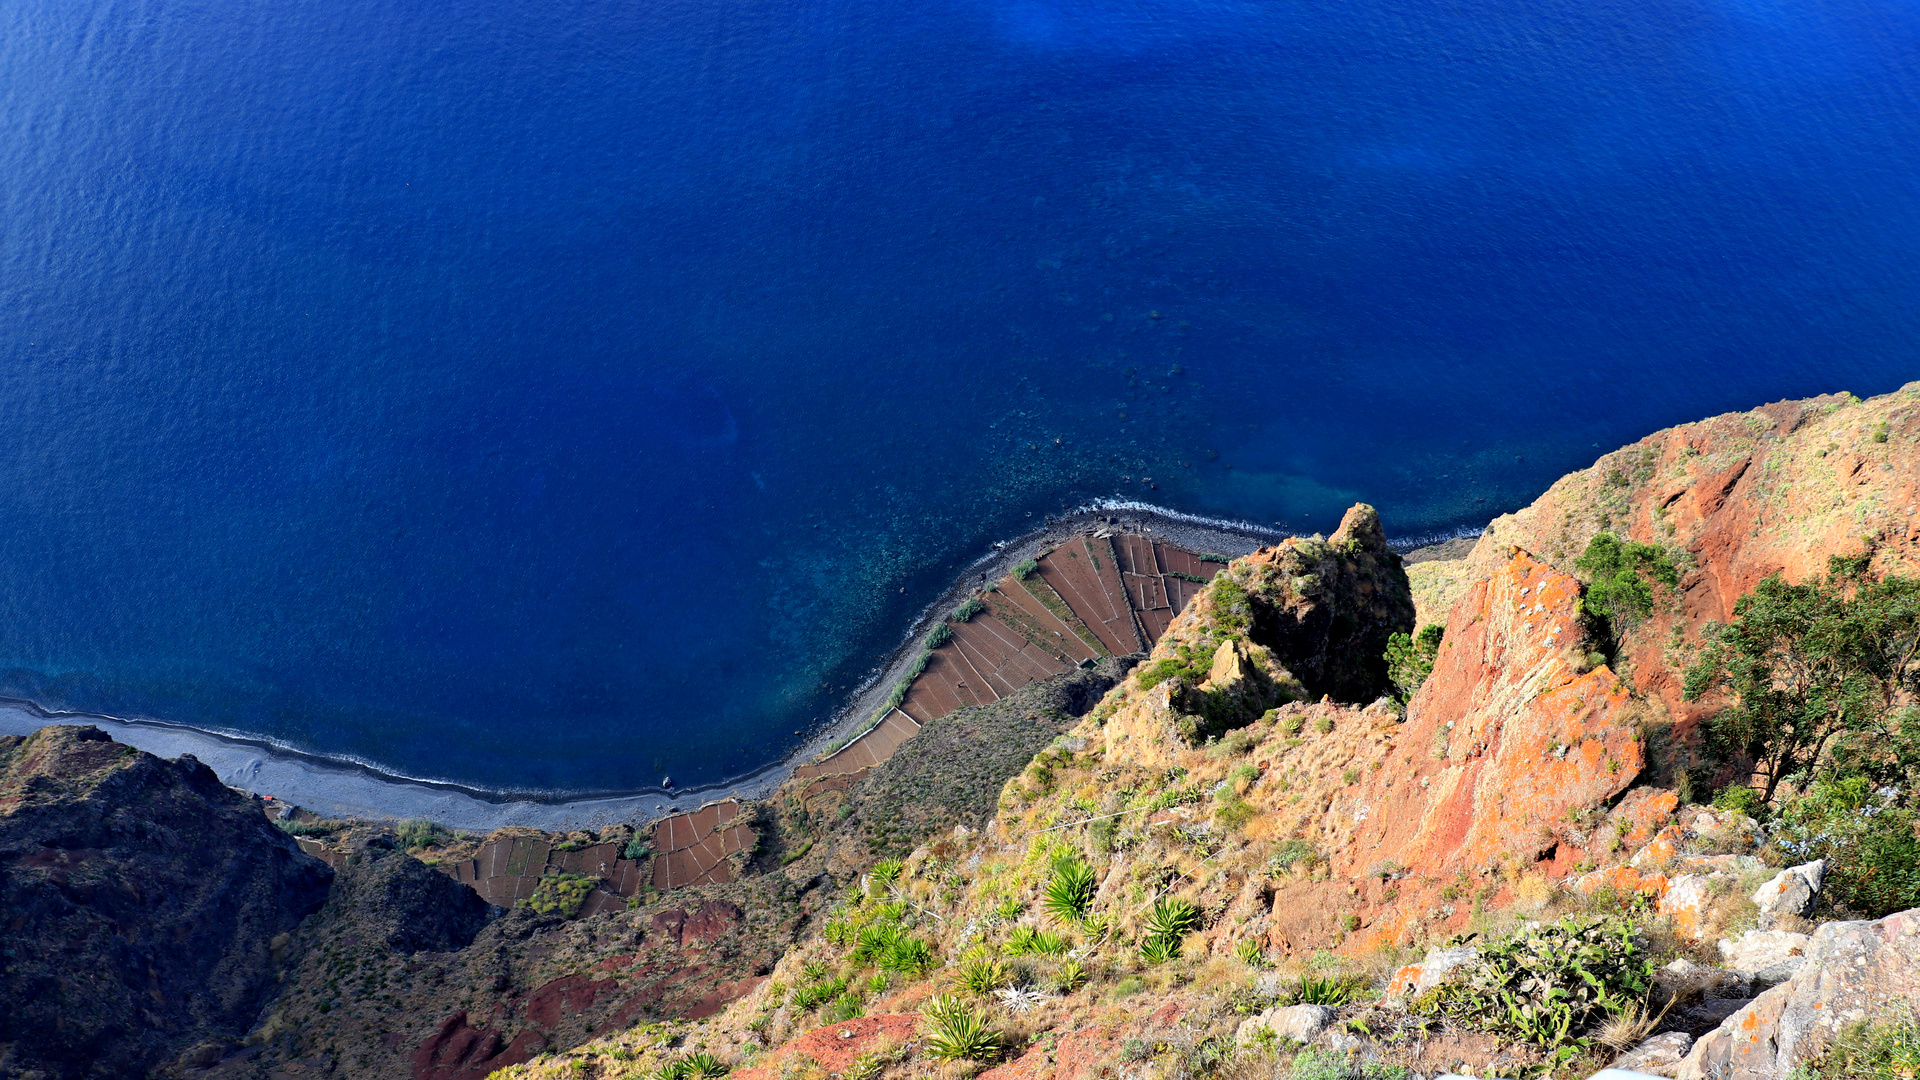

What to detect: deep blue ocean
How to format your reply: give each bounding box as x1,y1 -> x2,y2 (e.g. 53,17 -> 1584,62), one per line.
0,0 -> 1915,794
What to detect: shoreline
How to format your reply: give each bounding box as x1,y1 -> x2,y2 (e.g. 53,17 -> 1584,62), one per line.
0,499 -> 1478,832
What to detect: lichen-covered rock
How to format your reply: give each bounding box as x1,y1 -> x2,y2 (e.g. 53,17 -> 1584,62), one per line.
0,725 -> 333,1080
1717,928 -> 1813,985
1458,385 -> 1920,758
1752,861 -> 1825,927
1386,945 -> 1481,1001
1680,908 -> 1920,1080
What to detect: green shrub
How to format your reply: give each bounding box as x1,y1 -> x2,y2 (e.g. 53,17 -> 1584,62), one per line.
921,995 -> 1001,1061
1425,918 -> 1655,1048
1295,972 -> 1366,1006
622,835 -> 653,861
1313,717 -> 1334,735
525,873 -> 599,919
1278,712 -> 1305,736
1041,855 -> 1098,924
1288,1048 -> 1409,1080
274,819 -> 342,838
927,622 -> 954,648
1013,559 -> 1039,580
1773,778 -> 1920,918
1384,624 -> 1445,703
1114,975 -> 1145,997
395,818 -> 455,851
951,597 -> 986,622
1686,560 -> 1920,802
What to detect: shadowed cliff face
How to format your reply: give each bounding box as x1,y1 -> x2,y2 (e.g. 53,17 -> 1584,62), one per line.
1240,503 -> 1416,704
0,725 -> 332,1080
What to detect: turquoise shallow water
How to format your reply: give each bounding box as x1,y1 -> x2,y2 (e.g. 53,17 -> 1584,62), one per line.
0,0 -> 1914,792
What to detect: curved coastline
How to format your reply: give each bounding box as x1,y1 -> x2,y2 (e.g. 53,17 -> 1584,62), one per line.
0,500 -> 1475,832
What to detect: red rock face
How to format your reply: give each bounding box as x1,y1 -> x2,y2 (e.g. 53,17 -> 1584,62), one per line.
411,1013 -> 545,1080
1387,551 -> 1641,876
1461,386 -> 1920,749
1260,551 -> 1646,953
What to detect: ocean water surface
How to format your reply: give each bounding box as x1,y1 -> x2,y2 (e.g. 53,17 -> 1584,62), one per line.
0,0 -> 1914,793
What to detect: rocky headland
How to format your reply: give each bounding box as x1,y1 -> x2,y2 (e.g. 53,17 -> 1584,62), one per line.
5,384 -> 1920,1080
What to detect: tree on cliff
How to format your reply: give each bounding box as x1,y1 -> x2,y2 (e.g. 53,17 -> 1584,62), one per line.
1574,533 -> 1678,650
1684,556 -> 1920,802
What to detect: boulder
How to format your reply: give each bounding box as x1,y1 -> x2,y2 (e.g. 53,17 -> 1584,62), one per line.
1679,908 -> 1920,1080
1717,929 -> 1812,986
1236,1003 -> 1333,1046
1387,945 -> 1481,1001
1658,874 -> 1720,939
1751,861 -> 1826,927
1613,1032 -> 1695,1078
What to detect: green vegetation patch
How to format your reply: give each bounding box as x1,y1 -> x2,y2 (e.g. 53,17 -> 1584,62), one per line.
1575,532 -> 1678,645
1384,624 -> 1445,703
525,872 -> 600,919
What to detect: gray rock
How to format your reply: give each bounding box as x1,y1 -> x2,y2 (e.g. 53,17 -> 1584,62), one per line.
1613,1032 -> 1695,1077
1678,908 -> 1920,1080
1236,1003 -> 1334,1046
1717,929 -> 1812,984
1751,861 -> 1826,927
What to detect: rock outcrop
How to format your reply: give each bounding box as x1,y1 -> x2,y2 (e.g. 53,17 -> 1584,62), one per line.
1235,504 -> 1415,703
1679,907 -> 1920,1080
0,725 -> 332,1080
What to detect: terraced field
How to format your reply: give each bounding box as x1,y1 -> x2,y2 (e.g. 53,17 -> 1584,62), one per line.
613,528 -> 1222,890
792,530 -> 1222,789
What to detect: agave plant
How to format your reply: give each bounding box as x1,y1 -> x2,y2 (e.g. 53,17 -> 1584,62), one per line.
921,995 -> 1003,1062
1052,959 -> 1090,993
1234,939 -> 1270,968
1005,925 -> 1041,955
1042,855 -> 1099,924
1029,929 -> 1071,956
1294,972 -> 1366,1006
1138,934 -> 1179,966
1143,897 -> 1202,940
852,922 -> 903,964
682,1052 -> 730,1079
880,936 -> 936,975
865,858 -> 905,896
956,956 -> 1011,995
